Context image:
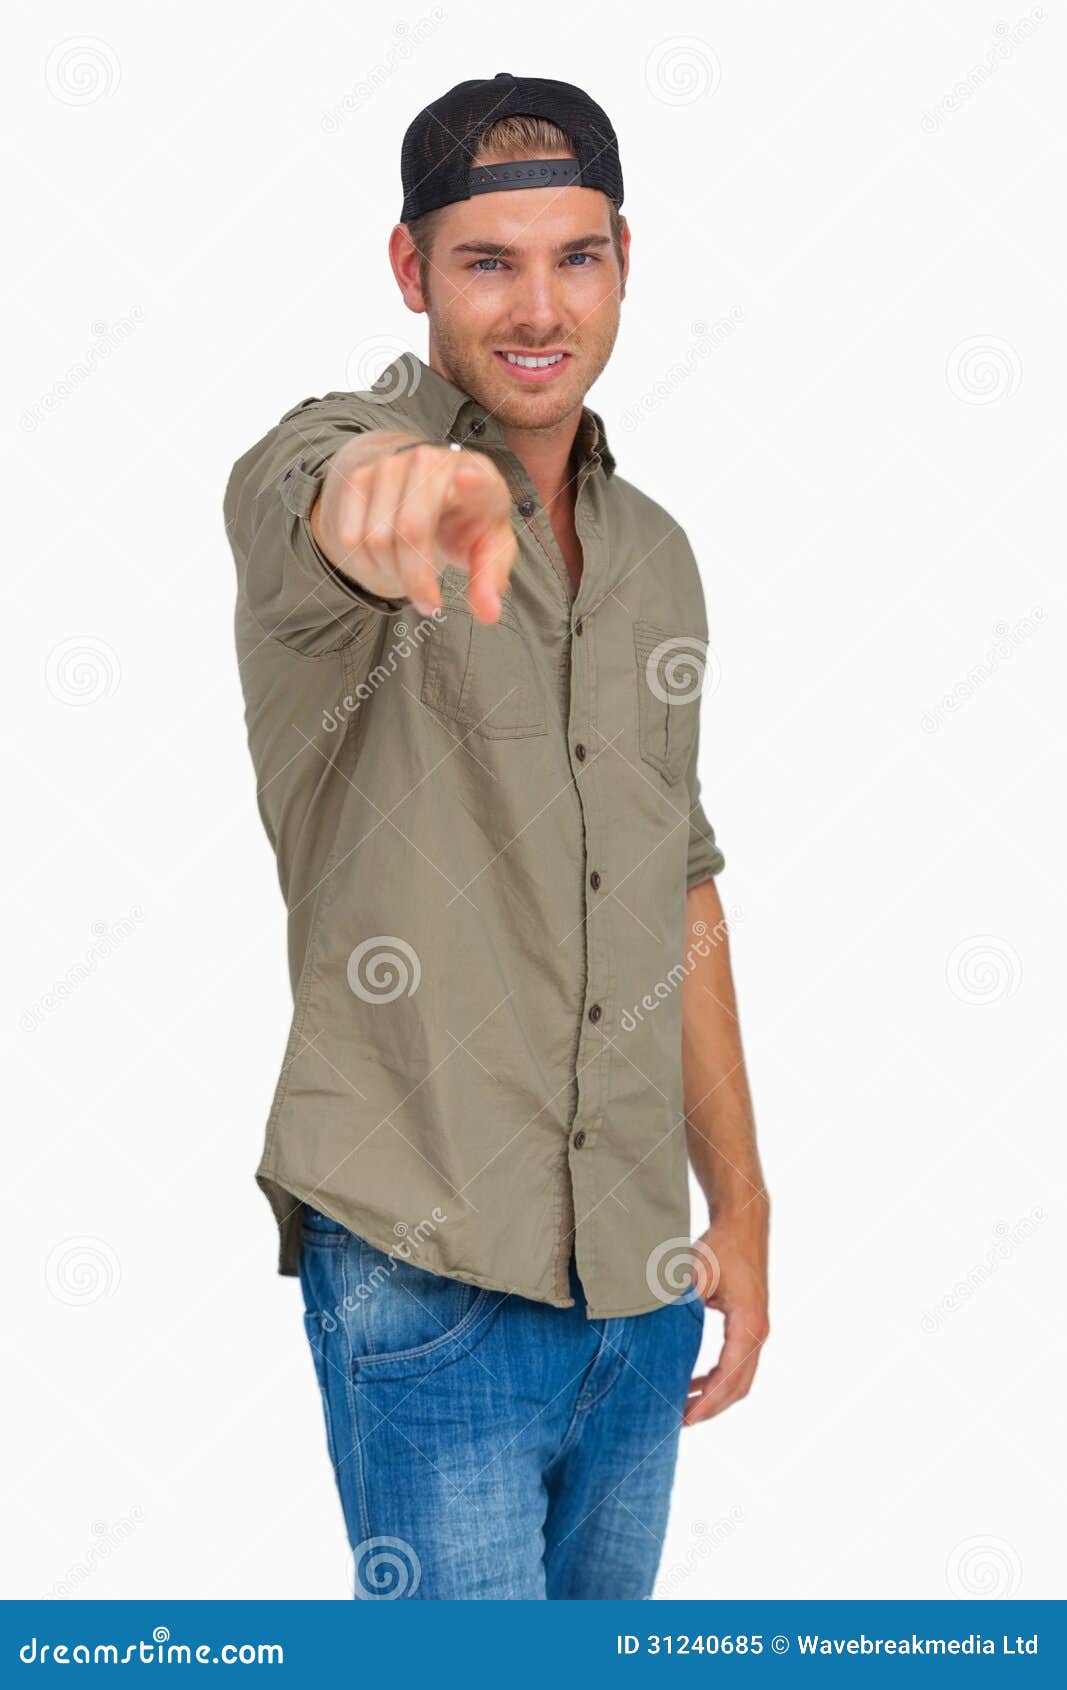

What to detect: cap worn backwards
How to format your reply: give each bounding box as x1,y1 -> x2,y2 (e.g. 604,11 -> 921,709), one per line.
399,72 -> 624,222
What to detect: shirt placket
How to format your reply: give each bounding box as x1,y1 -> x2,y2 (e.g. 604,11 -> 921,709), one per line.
509,451 -> 615,1302
450,403 -> 615,1307
562,465 -> 615,1303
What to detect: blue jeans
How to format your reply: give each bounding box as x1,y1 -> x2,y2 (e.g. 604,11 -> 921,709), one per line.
297,1203 -> 705,1599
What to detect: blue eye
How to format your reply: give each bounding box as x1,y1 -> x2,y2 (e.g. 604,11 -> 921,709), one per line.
469,252 -> 598,273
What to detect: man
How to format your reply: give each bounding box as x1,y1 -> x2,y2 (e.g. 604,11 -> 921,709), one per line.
224,73 -> 769,1601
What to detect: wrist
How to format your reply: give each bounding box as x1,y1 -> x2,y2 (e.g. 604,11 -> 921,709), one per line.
706,1184 -> 770,1229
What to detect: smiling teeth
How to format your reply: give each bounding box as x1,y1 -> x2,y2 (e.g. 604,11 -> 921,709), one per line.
503,352 -> 564,368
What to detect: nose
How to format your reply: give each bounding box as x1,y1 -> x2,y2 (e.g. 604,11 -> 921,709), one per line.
507,263 -> 568,341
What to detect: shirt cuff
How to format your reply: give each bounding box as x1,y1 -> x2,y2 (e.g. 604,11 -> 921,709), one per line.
280,455 -> 406,618
687,801 -> 726,890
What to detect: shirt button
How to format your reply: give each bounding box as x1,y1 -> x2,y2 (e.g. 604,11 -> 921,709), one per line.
589,870 -> 601,891
573,1129 -> 587,1150
517,497 -> 535,518
469,418 -> 486,436
574,619 -> 583,637
574,743 -> 587,761
588,1003 -> 602,1024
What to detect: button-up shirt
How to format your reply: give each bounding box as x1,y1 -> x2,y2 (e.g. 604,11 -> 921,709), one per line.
224,351 -> 725,1317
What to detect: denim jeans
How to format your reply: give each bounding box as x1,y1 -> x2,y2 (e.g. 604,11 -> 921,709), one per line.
297,1203 -> 705,1599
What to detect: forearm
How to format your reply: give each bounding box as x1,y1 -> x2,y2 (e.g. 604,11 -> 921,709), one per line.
680,875 -> 771,1425
682,876 -> 768,1228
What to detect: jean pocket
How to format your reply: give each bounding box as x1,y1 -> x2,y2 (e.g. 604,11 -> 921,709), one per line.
633,619 -> 705,785
300,1201 -> 350,1244
349,1238 -> 501,1380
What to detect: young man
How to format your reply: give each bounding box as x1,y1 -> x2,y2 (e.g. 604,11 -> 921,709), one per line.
224,73 -> 769,1601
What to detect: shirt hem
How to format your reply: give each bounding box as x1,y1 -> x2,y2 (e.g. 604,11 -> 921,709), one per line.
584,1295 -> 694,1319
258,1166 -> 580,1312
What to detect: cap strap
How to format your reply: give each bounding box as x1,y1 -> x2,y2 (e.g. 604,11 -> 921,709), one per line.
467,158 -> 583,197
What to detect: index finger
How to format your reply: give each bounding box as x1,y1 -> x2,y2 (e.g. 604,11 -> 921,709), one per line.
447,459 -> 518,624
465,517 -> 519,624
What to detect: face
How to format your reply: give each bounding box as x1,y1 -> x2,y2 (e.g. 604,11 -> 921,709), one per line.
395,154 -> 629,434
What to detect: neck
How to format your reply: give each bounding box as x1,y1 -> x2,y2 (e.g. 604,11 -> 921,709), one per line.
500,413 -> 584,520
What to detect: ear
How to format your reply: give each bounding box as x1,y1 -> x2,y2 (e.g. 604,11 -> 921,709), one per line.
389,222 -> 429,315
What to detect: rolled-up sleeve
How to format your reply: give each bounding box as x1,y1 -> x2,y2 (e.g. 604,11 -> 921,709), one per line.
685,726 -> 726,890
224,395 -> 404,657
673,526 -> 726,891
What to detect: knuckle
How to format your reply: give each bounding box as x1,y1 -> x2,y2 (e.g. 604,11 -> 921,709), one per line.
393,514 -> 426,549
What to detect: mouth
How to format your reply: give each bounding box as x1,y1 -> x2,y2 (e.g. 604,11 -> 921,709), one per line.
492,349 -> 572,384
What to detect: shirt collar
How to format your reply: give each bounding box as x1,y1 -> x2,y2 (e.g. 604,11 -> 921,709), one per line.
370,351 -> 616,481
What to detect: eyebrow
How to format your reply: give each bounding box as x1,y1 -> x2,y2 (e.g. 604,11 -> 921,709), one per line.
449,234 -> 613,259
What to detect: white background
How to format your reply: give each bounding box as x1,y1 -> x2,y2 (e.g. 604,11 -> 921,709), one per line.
3,1 -> 1063,1601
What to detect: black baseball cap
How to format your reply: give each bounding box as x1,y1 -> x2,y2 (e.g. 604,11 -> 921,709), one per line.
399,71 -> 623,223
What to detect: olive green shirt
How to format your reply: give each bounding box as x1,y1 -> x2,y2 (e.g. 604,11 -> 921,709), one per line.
224,351 -> 725,1318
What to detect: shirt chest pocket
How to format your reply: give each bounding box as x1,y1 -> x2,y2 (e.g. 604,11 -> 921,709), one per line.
633,619 -> 706,786
421,575 -> 547,740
